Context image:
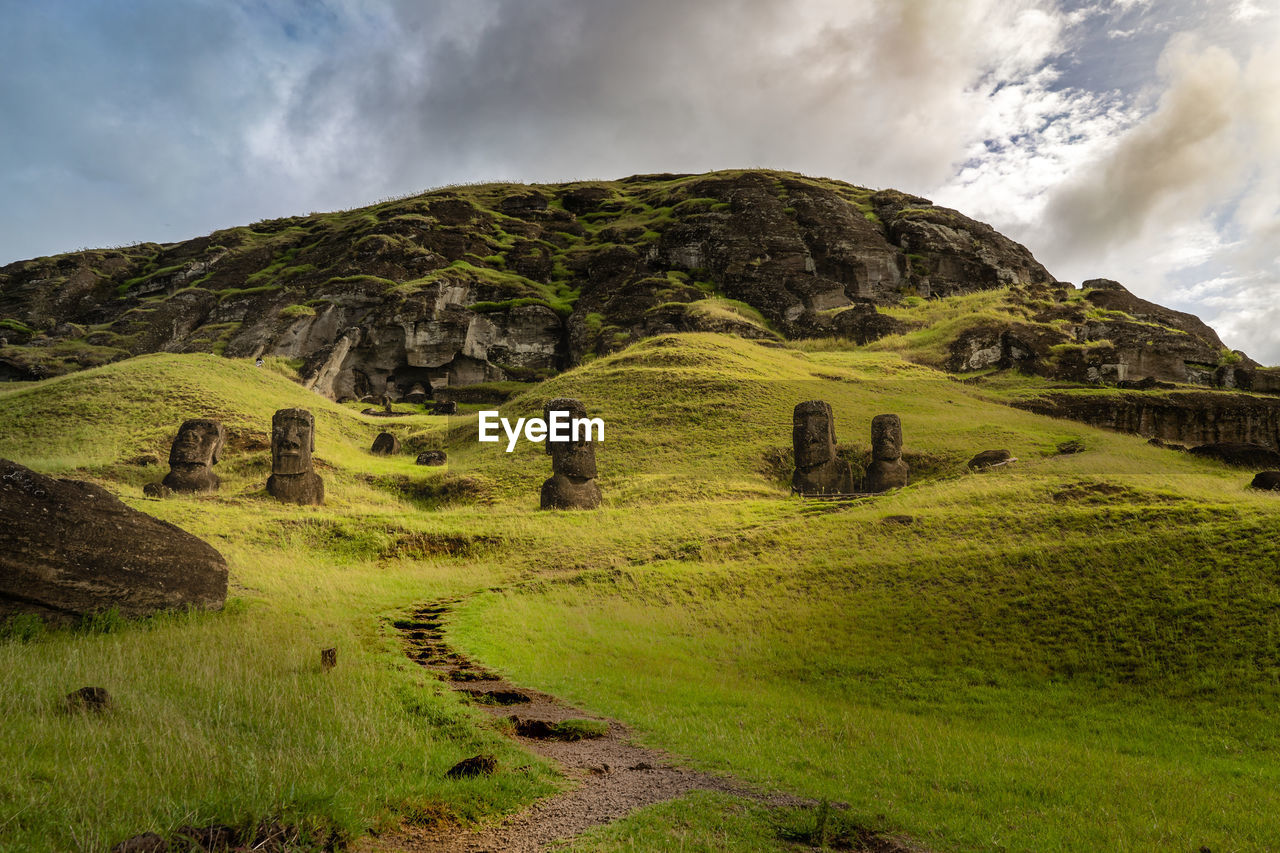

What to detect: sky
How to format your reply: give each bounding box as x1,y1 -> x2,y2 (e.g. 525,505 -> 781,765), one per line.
1,0 -> 1277,360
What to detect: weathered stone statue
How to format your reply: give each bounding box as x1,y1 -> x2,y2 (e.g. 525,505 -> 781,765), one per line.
864,414 -> 909,492
162,418 -> 224,493
371,431 -> 400,455
540,397 -> 602,509
267,408 -> 324,505
791,401 -> 854,495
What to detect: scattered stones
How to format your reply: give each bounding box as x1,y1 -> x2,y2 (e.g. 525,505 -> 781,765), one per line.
151,418 -> 224,494
430,400 -> 458,415
266,408 -> 324,505
371,431 -> 400,455
540,397 -> 602,510
1189,442 -> 1280,469
320,647 -> 337,671
791,401 -> 855,496
1249,471 -> 1280,490
865,414 -> 909,492
415,450 -> 447,466
446,754 -> 497,779
1055,439 -> 1085,454
65,686 -> 113,714
461,689 -> 531,706
109,833 -> 167,853
968,449 -> 1015,470
0,458 -> 228,623
127,453 -> 162,467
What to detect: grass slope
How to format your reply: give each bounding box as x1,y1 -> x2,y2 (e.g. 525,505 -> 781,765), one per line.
1,334 -> 1277,851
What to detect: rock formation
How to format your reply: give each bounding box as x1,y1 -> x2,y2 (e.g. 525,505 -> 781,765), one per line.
150,418 -> 224,494
0,458 -> 227,623
0,170 -> 1053,394
1250,472 -> 1280,490
540,397 -> 602,510
791,401 -> 855,495
968,449 -> 1015,470
266,408 -> 324,505
1013,391 -> 1280,451
416,450 -> 447,466
865,414 -> 909,492
371,431 -> 400,455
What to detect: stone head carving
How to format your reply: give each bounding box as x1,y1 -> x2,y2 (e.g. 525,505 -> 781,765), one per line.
871,414 -> 903,461
540,397 -> 601,509
272,408 -> 315,475
544,397 -> 597,480
169,418 -> 224,468
793,401 -> 837,469
154,417 -> 225,494
791,400 -> 855,496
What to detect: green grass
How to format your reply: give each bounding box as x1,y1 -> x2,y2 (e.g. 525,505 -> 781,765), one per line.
1,333 -> 1278,851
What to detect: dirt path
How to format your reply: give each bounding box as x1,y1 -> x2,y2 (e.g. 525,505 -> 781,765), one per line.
358,599 -> 822,853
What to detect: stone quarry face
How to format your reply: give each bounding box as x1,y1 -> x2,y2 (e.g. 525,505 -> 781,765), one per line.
793,401 -> 837,468
271,408 -> 315,475
160,418 -> 224,493
0,458 -> 227,623
540,397 -> 601,509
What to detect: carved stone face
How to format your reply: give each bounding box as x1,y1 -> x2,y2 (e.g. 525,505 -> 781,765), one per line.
545,397 -> 597,480
271,408 -> 315,475
871,414 -> 903,461
793,401 -> 836,468
170,419 -> 223,468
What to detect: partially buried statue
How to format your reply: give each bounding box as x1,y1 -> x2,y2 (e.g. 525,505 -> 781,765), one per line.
791,401 -> 854,495
267,408 -> 324,505
145,418 -> 225,496
864,414 -> 909,492
540,397 -> 602,510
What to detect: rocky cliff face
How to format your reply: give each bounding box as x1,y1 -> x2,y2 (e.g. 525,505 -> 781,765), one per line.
0,170 -> 1052,397
1012,390 -> 1280,451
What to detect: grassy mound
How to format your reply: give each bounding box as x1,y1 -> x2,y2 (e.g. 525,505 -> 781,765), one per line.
1,333 -> 1276,851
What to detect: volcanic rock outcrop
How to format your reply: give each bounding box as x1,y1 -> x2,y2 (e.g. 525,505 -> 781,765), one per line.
0,458 -> 228,623
0,170 -> 1052,395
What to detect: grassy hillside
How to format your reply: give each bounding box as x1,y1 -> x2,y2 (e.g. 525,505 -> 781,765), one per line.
1,334 -> 1277,851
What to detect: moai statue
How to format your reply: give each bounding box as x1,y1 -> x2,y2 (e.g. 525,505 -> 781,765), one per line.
371,431 -> 400,455
146,418 -> 225,495
267,408 -> 324,505
864,414 -> 909,492
791,401 -> 855,495
540,397 -> 602,510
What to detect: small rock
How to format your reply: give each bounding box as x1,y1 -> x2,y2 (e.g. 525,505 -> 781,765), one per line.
430,401 -> 458,415
371,431 -> 400,455
968,449 -> 1014,470
109,833 -> 167,853
65,686 -> 112,714
141,482 -> 172,498
416,450 -> 447,466
446,754 -> 497,779
1250,472 -> 1280,490
320,647 -> 337,671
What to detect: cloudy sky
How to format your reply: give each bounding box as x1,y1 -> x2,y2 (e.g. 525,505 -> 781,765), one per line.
2,0 -> 1277,360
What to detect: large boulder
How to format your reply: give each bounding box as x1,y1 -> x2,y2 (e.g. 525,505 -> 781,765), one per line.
0,458 -> 228,623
